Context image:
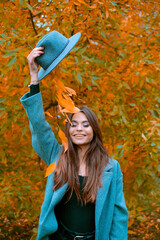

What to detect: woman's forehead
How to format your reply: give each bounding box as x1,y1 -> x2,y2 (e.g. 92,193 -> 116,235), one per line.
71,111 -> 88,121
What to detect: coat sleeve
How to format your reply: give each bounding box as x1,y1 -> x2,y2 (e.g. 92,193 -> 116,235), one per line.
109,164 -> 129,240
20,92 -> 61,166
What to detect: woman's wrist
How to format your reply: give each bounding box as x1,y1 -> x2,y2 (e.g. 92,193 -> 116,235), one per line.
29,81 -> 39,85
30,72 -> 38,84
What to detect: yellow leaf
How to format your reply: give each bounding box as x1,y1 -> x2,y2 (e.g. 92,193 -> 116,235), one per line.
45,162 -> 56,177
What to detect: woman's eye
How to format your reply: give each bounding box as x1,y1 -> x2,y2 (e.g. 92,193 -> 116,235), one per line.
83,123 -> 90,127
71,122 -> 90,127
71,123 -> 77,127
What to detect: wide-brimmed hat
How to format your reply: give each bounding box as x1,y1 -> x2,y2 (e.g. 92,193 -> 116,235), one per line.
36,30 -> 81,80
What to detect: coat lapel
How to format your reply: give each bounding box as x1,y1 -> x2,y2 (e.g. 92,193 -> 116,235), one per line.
51,182 -> 68,205
95,162 -> 113,231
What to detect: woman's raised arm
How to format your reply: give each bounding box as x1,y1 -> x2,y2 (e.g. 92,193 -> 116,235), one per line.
20,48 -> 61,166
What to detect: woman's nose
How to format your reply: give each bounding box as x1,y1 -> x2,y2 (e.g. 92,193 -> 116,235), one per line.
77,124 -> 83,130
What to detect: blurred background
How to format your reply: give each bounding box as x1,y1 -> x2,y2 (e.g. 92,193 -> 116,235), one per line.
0,0 -> 159,239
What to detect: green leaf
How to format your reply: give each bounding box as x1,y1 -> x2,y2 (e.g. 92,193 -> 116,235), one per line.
77,72 -> 82,84
116,144 -> 123,149
151,142 -> 155,146
12,29 -> 17,36
32,228 -> 38,234
1,33 -> 7,38
136,177 -> 143,188
6,52 -> 17,56
155,37 -> 160,43
137,216 -> 147,222
19,0 -> 25,6
145,59 -> 155,64
123,82 -> 131,90
6,41 -> 11,47
7,57 -> 17,66
100,30 -> 106,38
0,39 -> 5,45
61,68 -> 68,73
112,1 -> 117,6
91,77 -> 99,87
129,103 -> 136,107
0,98 -> 5,103
150,110 -> 159,118
119,149 -> 123,157
26,2 -> 33,12
15,63 -> 20,73
22,127 -> 27,136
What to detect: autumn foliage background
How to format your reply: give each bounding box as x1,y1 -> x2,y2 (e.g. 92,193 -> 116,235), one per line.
0,0 -> 160,239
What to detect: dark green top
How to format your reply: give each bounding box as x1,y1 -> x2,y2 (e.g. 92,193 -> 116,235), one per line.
55,176 -> 95,233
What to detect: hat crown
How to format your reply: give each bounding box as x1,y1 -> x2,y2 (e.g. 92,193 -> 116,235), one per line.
36,31 -> 69,70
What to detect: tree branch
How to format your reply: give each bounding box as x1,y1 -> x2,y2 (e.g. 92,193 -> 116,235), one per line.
44,101 -> 58,111
28,0 -> 38,35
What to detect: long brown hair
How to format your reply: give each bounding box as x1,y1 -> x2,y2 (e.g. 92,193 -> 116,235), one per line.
53,106 -> 109,204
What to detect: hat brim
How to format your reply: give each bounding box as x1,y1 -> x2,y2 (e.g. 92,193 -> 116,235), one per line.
38,32 -> 81,81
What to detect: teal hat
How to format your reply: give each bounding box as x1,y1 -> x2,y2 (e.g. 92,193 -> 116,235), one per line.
36,30 -> 81,80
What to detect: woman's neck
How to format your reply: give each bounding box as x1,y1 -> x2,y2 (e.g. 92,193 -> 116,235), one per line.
77,145 -> 89,163
77,145 -> 89,176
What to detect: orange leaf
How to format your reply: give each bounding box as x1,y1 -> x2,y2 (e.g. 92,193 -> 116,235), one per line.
57,94 -> 75,112
61,107 -> 80,114
128,230 -> 136,235
56,79 -> 65,91
106,93 -> 115,99
65,86 -> 77,96
62,140 -> 68,153
58,128 -> 68,152
45,111 -> 54,118
106,10 -> 109,19
45,162 -> 56,177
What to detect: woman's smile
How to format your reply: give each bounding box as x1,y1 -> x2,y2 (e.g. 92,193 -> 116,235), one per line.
74,134 -> 86,137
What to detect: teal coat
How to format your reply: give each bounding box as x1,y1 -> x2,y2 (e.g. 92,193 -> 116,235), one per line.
20,92 -> 128,240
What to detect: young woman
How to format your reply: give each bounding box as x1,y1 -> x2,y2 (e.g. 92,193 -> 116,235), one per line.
20,47 -> 128,240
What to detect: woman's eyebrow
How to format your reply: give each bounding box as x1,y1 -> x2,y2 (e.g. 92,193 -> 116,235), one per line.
71,120 -> 89,123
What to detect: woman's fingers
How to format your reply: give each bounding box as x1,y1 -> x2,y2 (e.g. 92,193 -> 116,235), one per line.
27,47 -> 44,61
27,47 -> 44,76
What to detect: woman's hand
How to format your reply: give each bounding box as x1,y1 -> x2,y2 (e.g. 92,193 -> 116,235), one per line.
27,47 -> 44,84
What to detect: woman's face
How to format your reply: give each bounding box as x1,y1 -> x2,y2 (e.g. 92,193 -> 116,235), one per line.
69,111 -> 93,148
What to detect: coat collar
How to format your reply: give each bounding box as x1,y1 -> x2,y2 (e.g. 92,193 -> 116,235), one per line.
104,158 -> 113,172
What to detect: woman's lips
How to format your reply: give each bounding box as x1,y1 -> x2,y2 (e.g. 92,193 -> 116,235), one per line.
74,134 -> 85,138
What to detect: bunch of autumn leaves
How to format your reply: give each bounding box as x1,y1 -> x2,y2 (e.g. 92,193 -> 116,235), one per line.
45,79 -> 79,177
